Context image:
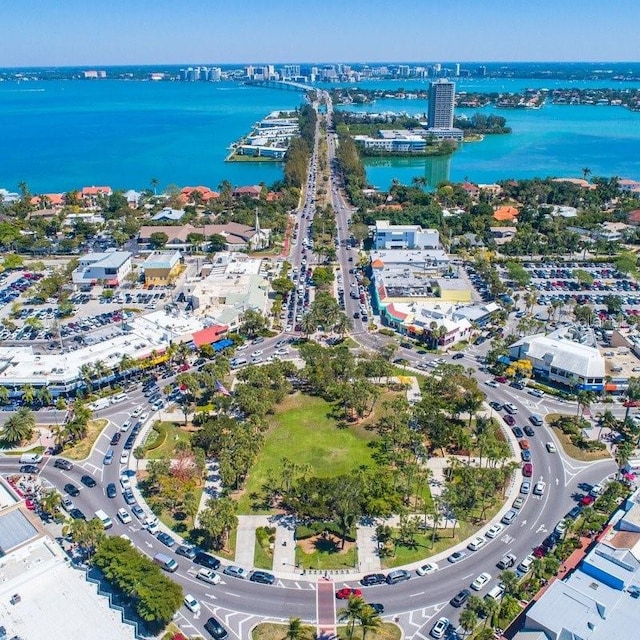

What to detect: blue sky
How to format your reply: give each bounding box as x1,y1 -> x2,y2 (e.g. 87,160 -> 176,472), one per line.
4,0 -> 638,66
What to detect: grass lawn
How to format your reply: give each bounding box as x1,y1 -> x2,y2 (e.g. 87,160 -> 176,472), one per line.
63,419 -> 108,460
251,622 -> 316,640
550,426 -> 611,462
216,524 -> 237,561
236,394 -> 380,514
251,623 -> 401,640
254,537 -> 274,570
295,540 -> 358,570
145,422 -> 191,460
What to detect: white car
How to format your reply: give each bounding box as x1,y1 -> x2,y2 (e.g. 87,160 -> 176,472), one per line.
467,536 -> 486,551
183,594 -> 200,613
131,407 -> 142,417
120,420 -> 131,432
471,572 -> 491,591
546,442 -> 557,453
486,523 -> 504,539
119,476 -> 131,490
555,519 -> 568,535
534,481 -> 546,496
517,555 -> 535,574
196,568 -> 221,585
416,562 -> 438,576
485,380 -> 499,388
251,350 -> 264,358
430,617 -> 449,639
139,412 -> 148,421
120,451 -> 129,464
146,518 -> 160,534
117,508 -> 131,524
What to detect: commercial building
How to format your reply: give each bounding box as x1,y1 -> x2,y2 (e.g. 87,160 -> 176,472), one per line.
141,250 -> 182,285
373,221 -> 440,250
353,132 -> 427,153
138,220 -> 270,252
508,325 -> 606,391
0,478 -> 135,640
515,488 -> 640,640
71,251 -> 132,287
184,252 -> 269,330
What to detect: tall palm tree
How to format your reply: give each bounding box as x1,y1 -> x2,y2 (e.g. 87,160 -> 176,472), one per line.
21,383 -> 35,405
1,407 -> 36,445
359,606 -> 382,640
459,608 -> 478,636
40,490 -> 62,517
285,617 -> 305,640
35,385 -> 52,407
338,595 -> 366,640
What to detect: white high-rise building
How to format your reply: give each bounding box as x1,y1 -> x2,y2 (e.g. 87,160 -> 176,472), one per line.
428,79 -> 455,129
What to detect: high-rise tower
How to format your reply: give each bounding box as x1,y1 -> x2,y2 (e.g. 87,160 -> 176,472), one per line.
427,79 -> 455,129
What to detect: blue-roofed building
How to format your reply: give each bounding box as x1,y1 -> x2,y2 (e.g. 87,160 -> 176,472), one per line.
515,487 -> 640,640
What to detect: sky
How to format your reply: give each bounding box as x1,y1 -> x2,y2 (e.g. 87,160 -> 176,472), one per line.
3,0 -> 639,67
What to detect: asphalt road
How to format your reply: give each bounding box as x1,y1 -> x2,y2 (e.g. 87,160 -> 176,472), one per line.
0,97 -> 618,640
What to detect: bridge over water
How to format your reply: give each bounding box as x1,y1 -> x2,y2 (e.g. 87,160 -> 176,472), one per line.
244,79 -> 316,93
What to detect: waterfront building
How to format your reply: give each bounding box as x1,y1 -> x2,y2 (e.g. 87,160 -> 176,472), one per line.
374,220 -> 440,250
508,325 -> 605,391
353,133 -> 426,153
71,250 -> 132,287
427,79 -> 463,141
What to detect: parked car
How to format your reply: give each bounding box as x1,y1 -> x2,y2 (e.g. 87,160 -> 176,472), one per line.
250,570 -> 275,585
195,552 -> 221,570
224,565 -> 249,580
448,551 -> 467,564
450,589 -> 470,607
386,569 -> 410,584
64,483 -> 80,497
361,573 -> 386,586
53,458 -> 73,470
416,563 -> 438,576
157,532 -> 175,548
197,568 -> 221,585
106,483 -> 117,498
471,572 -> 491,591
430,617 -> 449,639
486,523 -> 504,539
175,545 -> 197,560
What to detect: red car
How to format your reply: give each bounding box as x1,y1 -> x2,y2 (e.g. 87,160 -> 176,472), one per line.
495,376 -> 508,383
336,588 -> 363,600
178,363 -> 190,372
522,462 -> 533,477
580,495 -> 596,506
533,546 -> 547,558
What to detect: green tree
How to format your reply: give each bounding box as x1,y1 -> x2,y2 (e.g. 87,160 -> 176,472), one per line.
359,606 -> 382,640
1,407 -> 35,445
198,496 -> 237,550
149,231 -> 169,249
240,309 -> 267,338
459,608 -> 478,636
338,595 -> 366,640
285,617 -> 305,640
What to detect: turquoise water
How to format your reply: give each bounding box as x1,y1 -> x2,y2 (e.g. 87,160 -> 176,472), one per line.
1,78 -> 639,193
340,95 -> 640,189
0,80 -> 302,193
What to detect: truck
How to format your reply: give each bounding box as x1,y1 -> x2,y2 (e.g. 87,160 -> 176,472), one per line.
497,553 -> 517,570
89,398 -> 110,411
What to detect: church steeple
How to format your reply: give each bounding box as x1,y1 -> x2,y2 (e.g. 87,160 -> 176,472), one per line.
255,207 -> 261,234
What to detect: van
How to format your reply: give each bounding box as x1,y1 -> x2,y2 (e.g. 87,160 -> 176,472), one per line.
231,358 -> 247,369
94,509 -> 113,530
503,403 -> 518,415
529,414 -> 543,426
485,584 -> 505,601
90,397 -> 110,411
153,553 -> 178,573
19,453 -> 43,464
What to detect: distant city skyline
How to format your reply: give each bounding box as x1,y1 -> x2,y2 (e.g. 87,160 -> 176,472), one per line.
2,0 -> 638,67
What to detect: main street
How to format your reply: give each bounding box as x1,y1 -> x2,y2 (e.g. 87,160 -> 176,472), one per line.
0,96 -> 618,640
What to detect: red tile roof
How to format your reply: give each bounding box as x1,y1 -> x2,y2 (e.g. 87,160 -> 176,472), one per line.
627,209 -> 640,225
82,186 -> 111,196
493,205 -> 519,221
192,324 -> 228,347
181,186 -> 220,201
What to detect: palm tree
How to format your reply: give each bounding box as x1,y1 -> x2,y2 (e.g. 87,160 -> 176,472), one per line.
40,490 -> 62,518
92,360 -> 109,389
459,608 -> 478,636
582,167 -> 591,181
35,385 -> 52,407
0,386 -> 9,405
359,606 -> 382,640
285,617 -> 305,640
338,595 -> 366,640
150,177 -> 159,196
1,407 -> 35,445
21,383 -> 35,405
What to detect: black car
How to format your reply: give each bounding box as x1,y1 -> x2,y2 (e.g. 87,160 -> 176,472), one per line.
110,433 -> 122,446
53,458 -> 73,470
81,475 -> 97,488
489,401 -> 503,411
452,352 -> 465,360
175,545 -> 197,560
194,552 -> 221,570
370,603 -> 384,614
124,436 -> 135,450
20,465 -> 39,474
250,570 -> 275,585
566,505 -> 583,520
64,483 -> 80,497
361,573 -> 386,587
450,588 -> 471,608
523,425 -> 535,437
204,616 -> 228,640
68,508 -> 86,520
106,483 -> 117,498
512,427 -> 524,438
510,381 -> 525,390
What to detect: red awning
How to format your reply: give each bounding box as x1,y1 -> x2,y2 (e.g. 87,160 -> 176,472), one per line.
107,279 -> 118,286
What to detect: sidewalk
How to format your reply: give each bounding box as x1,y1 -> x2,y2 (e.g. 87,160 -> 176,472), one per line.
272,515 -> 297,572
194,460 -> 222,527
356,521 -> 381,573
235,515 -> 272,568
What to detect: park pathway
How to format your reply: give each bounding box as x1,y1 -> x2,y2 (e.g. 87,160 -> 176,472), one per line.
356,521 -> 381,573
272,515 -> 297,572
235,515 -> 271,568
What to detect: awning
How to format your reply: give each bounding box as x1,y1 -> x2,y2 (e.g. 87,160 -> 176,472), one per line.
605,383 -> 618,392
213,338 -> 234,352
107,279 -> 118,286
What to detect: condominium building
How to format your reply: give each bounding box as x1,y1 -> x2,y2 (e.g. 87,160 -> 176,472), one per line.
373,221 -> 440,250
428,79 -> 455,129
